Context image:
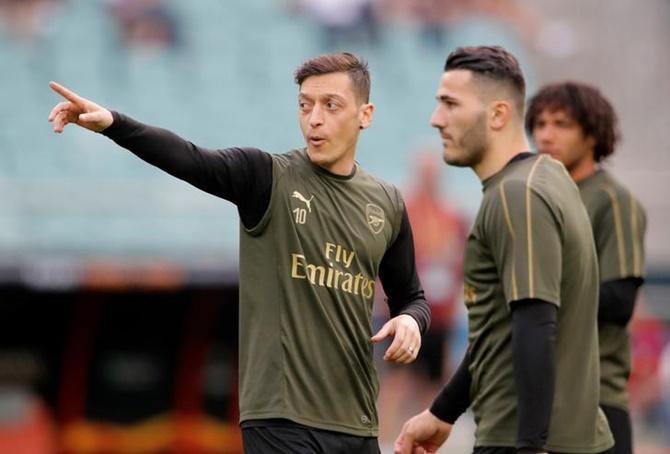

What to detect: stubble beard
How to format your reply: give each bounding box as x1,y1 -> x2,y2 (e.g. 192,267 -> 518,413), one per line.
442,111 -> 489,169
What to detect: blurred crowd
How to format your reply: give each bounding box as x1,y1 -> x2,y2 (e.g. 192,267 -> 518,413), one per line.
0,0 -> 538,53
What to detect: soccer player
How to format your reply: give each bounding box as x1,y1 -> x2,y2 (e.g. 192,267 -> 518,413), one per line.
526,81 -> 646,454
48,52 -> 430,454
394,46 -> 614,454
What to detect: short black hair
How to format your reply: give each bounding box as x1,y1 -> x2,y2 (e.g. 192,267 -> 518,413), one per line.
445,45 -> 526,114
526,82 -> 620,161
294,52 -> 370,103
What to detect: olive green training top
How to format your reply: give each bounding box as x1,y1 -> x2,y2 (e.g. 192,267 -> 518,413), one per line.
238,149 -> 429,436
578,169 -> 646,411
464,154 -> 613,453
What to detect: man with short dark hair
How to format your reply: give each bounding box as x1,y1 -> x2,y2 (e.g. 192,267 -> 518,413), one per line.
527,81 -> 646,454
48,52 -> 430,454
394,46 -> 614,454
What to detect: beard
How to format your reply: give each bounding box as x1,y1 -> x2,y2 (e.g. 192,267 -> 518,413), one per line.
442,111 -> 489,168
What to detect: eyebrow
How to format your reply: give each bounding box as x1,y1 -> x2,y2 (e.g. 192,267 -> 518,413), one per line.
299,93 -> 346,102
436,94 -> 459,103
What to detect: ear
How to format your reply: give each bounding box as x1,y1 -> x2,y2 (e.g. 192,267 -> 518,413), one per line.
359,103 -> 374,130
490,100 -> 513,131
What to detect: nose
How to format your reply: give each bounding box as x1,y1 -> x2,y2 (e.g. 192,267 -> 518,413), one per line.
430,105 -> 444,130
534,125 -> 553,146
309,105 -> 324,128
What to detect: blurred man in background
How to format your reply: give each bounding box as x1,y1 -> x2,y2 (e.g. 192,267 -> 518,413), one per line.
48,51 -> 430,454
377,150 -> 466,445
395,45 -> 613,454
527,81 -> 647,454
405,151 -> 466,391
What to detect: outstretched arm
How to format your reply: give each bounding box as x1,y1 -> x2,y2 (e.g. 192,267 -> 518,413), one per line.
48,82 -> 273,228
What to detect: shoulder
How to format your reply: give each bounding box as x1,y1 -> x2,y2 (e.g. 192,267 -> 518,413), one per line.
486,157 -> 572,227
270,148 -> 305,167
512,155 -> 580,213
357,167 -> 404,211
586,171 -> 646,220
494,156 -> 567,203
268,149 -> 311,181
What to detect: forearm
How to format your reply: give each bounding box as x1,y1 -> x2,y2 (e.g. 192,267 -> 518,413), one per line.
598,278 -> 641,326
103,111 -> 213,183
511,299 -> 557,452
379,208 -> 430,334
430,350 -> 471,423
396,297 -> 430,334
102,111 -> 273,227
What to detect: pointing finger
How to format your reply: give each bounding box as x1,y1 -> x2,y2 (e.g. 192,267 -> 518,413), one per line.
49,81 -> 85,105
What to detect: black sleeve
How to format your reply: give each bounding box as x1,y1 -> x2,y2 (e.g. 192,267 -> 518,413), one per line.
510,298 -> 557,453
378,207 -> 430,334
102,111 -> 272,229
598,278 -> 642,326
429,349 -> 471,424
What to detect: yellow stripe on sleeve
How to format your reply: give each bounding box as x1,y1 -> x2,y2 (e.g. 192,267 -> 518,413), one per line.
603,185 -> 626,277
525,156 -> 544,298
630,193 -> 641,276
499,180 -> 518,300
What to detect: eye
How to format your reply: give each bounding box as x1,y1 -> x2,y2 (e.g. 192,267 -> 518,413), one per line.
298,101 -> 311,111
326,101 -> 339,110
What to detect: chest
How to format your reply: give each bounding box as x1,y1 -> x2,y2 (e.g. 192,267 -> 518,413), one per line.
272,171 -> 394,272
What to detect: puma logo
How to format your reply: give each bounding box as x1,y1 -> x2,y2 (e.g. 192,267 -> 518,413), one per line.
292,191 -> 314,212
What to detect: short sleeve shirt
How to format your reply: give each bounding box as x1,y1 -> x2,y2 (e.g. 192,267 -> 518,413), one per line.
464,154 -> 613,452
578,169 -> 647,410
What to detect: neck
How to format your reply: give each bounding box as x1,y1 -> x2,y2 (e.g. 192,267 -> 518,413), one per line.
568,155 -> 597,182
321,155 -> 355,176
306,145 -> 357,176
473,127 -> 530,181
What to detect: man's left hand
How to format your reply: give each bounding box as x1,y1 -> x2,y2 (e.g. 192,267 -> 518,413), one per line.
371,314 -> 421,364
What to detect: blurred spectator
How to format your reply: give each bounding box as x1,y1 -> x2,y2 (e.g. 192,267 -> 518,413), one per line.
377,150 -> 467,442
293,0 -> 379,49
104,0 -> 181,51
659,338 -> 670,443
375,0 -> 539,51
0,0 -> 60,46
451,0 -> 539,46
410,0 -> 452,50
405,150 -> 467,384
0,389 -> 55,454
0,348 -> 56,453
629,306 -> 668,442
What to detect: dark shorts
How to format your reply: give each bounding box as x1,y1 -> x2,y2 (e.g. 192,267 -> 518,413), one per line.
241,419 -> 380,454
601,404 -> 633,454
474,446 -> 614,454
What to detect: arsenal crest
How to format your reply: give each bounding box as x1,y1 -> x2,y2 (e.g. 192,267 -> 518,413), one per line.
365,203 -> 385,234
